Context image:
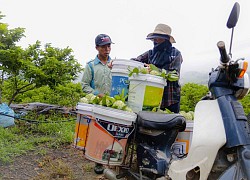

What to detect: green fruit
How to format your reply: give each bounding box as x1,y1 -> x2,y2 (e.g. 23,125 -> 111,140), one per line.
140,67 -> 149,74
167,72 -> 179,81
79,97 -> 89,104
150,70 -> 161,76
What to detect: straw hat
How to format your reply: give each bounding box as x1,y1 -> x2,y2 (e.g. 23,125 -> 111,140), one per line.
146,23 -> 176,43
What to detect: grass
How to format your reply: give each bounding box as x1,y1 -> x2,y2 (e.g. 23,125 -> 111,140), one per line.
0,127 -> 35,163
33,159 -> 75,180
0,111 -> 76,164
83,163 -> 93,172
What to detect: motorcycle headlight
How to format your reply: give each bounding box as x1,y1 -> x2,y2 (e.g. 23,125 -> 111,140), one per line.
235,73 -> 250,99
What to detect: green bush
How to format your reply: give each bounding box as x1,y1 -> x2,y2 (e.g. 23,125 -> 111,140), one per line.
240,93 -> 250,115
180,82 -> 250,115
12,82 -> 84,107
180,83 -> 208,112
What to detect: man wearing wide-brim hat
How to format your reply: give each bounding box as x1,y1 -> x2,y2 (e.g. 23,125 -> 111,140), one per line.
131,23 -> 183,113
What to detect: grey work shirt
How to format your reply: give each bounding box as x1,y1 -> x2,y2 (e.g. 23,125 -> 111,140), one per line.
81,56 -> 112,95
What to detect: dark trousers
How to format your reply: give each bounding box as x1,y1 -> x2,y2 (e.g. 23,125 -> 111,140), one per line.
161,102 -> 180,113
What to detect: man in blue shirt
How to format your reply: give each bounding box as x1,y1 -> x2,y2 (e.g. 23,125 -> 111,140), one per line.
82,34 -> 113,98
81,34 -> 114,174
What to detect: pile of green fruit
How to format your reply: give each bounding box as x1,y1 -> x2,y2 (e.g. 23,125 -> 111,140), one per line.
79,90 -> 133,112
179,111 -> 194,120
152,107 -> 194,120
128,64 -> 179,82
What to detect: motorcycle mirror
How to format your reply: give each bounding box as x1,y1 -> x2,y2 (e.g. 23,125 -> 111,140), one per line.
227,2 -> 240,29
227,2 -> 240,58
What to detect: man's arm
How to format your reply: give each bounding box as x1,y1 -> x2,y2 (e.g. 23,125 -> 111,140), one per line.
131,51 -> 150,64
169,51 -> 183,74
81,64 -> 96,94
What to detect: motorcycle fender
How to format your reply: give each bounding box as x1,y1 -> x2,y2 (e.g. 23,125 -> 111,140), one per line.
168,100 -> 227,180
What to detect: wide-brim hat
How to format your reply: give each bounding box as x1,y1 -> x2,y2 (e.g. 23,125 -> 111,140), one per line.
146,24 -> 176,43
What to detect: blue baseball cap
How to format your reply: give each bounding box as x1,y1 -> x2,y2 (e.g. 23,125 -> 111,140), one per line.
95,34 -> 114,46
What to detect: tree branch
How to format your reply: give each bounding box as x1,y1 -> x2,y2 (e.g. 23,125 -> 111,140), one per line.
8,83 -> 35,105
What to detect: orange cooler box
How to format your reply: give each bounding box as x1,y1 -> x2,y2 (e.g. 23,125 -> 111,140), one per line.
84,105 -> 137,166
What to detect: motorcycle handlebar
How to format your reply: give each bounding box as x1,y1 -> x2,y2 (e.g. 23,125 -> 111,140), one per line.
217,41 -> 230,64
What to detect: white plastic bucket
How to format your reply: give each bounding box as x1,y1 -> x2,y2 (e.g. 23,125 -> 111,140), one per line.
76,103 -> 93,116
93,105 -> 137,125
127,73 -> 167,113
110,59 -> 144,97
112,59 -> 144,71
74,103 -> 94,150
84,105 -> 137,165
172,120 -> 194,155
110,68 -> 129,97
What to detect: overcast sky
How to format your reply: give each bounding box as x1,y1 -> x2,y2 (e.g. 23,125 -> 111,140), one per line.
1,0 -> 250,74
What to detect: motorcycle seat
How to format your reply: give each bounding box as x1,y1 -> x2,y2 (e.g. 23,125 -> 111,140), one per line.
136,111 -> 186,132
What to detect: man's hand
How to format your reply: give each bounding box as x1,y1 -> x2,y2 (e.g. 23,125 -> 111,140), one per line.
144,63 -> 150,71
98,93 -> 105,98
107,60 -> 113,69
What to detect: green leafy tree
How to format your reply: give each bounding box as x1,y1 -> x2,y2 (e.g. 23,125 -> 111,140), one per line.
0,12 -> 83,105
13,82 -> 85,107
23,42 -> 82,88
11,85 -> 55,104
53,83 -> 85,106
0,12 -> 25,103
180,83 -> 209,112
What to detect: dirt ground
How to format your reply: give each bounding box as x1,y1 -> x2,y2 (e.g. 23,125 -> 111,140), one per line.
0,145 -> 106,180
